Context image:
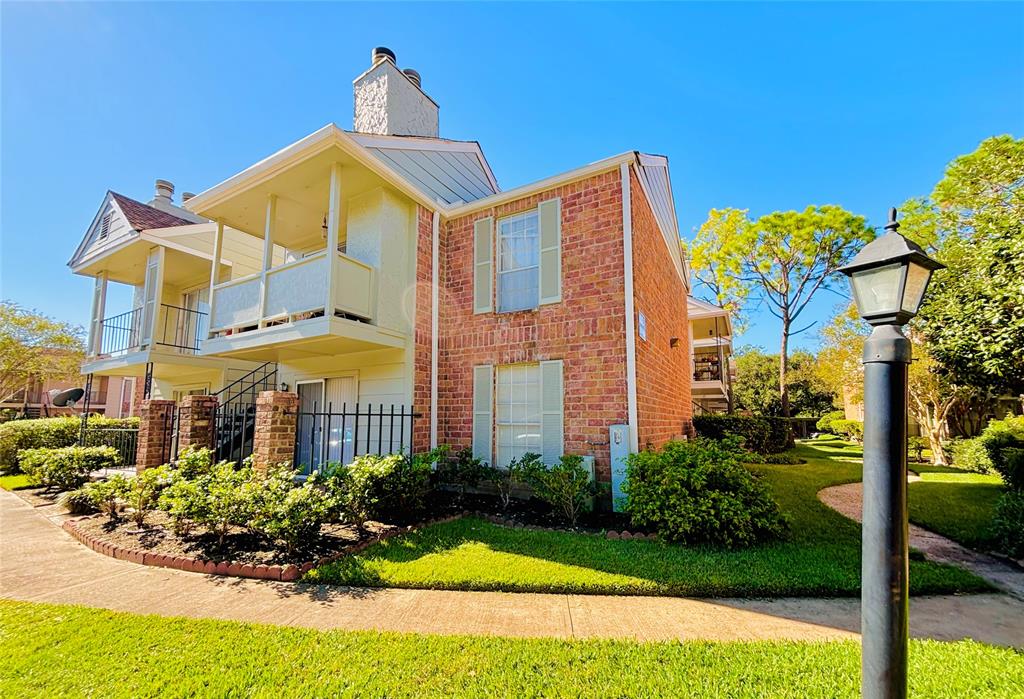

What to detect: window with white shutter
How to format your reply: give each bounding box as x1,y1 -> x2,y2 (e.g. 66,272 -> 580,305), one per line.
497,212 -> 539,313
493,360 -> 564,468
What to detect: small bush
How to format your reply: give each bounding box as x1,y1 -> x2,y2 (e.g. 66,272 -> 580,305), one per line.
174,446 -> 215,479
123,466 -> 171,526
85,475 -> 130,519
950,437 -> 994,474
0,416 -> 138,473
692,415 -> 793,454
158,471 -> 205,536
436,446 -> 487,500
521,454 -> 595,527
815,410 -> 846,435
338,452 -> 433,527
991,490 -> 1024,558
977,415 -> 1024,490
908,436 -> 929,463
59,487 -> 98,515
18,445 -> 120,491
832,420 -> 864,444
490,453 -> 535,510
248,468 -> 334,554
624,439 -> 788,548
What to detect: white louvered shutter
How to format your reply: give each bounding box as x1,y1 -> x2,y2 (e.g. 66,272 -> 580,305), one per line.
538,198 -> 562,305
539,360 -> 564,466
472,364 -> 493,464
473,217 -> 493,314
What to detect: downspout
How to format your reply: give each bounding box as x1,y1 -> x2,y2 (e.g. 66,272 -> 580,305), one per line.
620,162 -> 640,452
430,210 -> 440,449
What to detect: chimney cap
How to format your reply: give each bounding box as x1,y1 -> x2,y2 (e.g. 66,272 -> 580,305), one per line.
402,68 -> 421,88
371,46 -> 396,65
182,192 -> 196,202
154,179 -> 174,201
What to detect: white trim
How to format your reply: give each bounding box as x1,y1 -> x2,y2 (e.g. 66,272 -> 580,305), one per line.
632,160 -> 687,289
620,163 -> 640,453
445,152 -> 635,218
207,220 -> 224,339
430,210 -> 440,450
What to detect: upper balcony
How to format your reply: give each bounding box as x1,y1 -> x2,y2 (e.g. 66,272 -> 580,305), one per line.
186,130 -> 417,362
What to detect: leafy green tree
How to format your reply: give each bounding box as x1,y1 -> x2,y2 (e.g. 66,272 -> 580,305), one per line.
688,208 -> 753,332
0,301 -> 84,408
691,207 -> 872,416
914,135 -> 1024,394
732,347 -> 835,418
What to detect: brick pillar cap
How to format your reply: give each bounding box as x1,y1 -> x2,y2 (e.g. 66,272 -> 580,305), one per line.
257,390 -> 299,406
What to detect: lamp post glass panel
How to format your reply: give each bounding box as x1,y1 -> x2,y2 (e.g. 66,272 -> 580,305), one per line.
838,208 -> 944,699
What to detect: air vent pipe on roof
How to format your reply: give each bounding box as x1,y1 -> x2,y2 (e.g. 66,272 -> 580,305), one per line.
154,179 -> 174,204
372,46 -> 396,65
403,68 -> 422,88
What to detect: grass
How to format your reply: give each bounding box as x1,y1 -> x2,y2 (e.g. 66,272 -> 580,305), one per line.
908,469 -> 1005,552
307,438 -> 991,597
2,601 -> 1022,698
0,473 -> 31,490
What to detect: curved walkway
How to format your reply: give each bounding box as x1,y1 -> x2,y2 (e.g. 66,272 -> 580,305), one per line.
3,488 -> 1024,646
818,480 -> 1024,601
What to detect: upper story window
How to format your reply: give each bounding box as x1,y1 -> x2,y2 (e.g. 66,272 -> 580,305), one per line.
98,212 -> 112,240
497,211 -> 539,313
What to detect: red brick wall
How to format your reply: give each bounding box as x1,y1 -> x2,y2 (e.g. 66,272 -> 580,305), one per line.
630,169 -> 693,447
436,169 -> 628,482
412,205 -> 434,453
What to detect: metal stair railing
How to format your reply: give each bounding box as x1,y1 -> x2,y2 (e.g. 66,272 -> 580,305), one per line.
213,362 -> 278,409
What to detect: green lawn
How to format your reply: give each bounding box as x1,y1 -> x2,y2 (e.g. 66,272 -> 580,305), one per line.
0,473 -> 31,490
908,469 -> 1005,552
2,601 -> 1021,698
307,438 -> 990,597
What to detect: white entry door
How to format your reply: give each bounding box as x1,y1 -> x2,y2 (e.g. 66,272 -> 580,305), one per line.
295,377 -> 357,474
324,376 -> 357,466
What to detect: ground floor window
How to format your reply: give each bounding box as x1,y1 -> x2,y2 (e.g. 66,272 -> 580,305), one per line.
495,363 -> 542,468
474,360 -> 563,468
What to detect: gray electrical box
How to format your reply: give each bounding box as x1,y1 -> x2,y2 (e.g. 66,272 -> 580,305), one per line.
609,424 -> 631,512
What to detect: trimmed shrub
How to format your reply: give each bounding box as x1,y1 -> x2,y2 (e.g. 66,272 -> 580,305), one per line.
158,470 -> 205,536
85,475 -> 130,519
977,415 -> 1024,490
248,467 -> 334,554
338,452 -> 433,527
832,420 -> 864,444
435,446 -> 488,500
991,490 -> 1024,558
123,466 -> 171,526
174,446 -> 215,479
624,439 -> 788,548
815,410 -> 846,435
490,453 -> 534,510
0,416 -> 138,473
521,454 -> 595,527
692,415 -> 793,454
950,437 -> 994,474
58,487 -> 98,515
18,445 -> 120,491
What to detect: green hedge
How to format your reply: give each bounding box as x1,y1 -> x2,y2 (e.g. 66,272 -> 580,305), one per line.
692,415 -> 793,454
18,445 -> 120,491
831,420 -> 863,444
0,416 -> 138,473
977,415 -> 1024,490
815,410 -> 846,435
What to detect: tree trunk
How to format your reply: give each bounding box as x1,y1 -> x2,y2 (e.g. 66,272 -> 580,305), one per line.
779,319 -> 791,418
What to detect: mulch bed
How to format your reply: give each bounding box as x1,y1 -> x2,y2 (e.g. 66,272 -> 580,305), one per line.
15,487 -> 63,509
72,510 -> 400,567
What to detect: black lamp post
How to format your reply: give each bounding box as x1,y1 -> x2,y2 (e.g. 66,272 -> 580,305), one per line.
839,208 -> 944,699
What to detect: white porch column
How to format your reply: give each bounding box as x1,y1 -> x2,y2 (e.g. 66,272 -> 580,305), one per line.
89,272 -> 108,356
140,248 -> 165,348
207,220 -> 224,339
259,195 -> 277,327
324,162 -> 343,317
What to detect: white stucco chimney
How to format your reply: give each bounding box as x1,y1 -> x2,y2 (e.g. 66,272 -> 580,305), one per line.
353,47 -> 439,137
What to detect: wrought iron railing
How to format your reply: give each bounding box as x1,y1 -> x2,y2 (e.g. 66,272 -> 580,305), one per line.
214,362 -> 277,409
213,403 -> 257,463
99,308 -> 143,356
81,424 -> 140,468
154,304 -> 207,354
294,403 -> 420,475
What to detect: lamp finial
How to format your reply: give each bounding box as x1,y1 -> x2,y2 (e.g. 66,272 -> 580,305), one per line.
885,207 -> 900,234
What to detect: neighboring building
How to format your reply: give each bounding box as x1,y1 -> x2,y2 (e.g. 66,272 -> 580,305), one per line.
688,297 -> 733,414
69,47 -> 696,487
0,375 -> 133,419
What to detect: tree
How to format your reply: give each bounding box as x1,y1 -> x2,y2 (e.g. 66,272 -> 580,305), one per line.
906,333 -> 979,465
692,206 -> 872,416
815,302 -> 867,407
915,135 -> 1024,395
0,302 -> 85,407
732,346 -> 835,417
687,208 -> 753,332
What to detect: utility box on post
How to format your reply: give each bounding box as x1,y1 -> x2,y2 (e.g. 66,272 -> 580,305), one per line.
609,424 -> 631,512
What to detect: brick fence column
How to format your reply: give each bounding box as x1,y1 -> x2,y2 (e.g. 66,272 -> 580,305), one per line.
252,390 -> 299,475
135,399 -> 175,473
178,395 -> 218,452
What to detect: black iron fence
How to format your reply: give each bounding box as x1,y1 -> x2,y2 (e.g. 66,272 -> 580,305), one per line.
161,406 -> 181,465
100,308 -> 142,355
214,403 -> 257,464
81,424 -> 140,468
295,403 -> 419,475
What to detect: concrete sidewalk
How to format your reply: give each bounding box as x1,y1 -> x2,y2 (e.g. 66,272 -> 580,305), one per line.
2,488 -> 1023,646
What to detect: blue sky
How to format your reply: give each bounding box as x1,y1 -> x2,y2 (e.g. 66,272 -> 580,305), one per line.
2,2 -> 1022,352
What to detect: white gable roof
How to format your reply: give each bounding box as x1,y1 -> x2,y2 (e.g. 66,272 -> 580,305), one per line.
347,133 -> 498,205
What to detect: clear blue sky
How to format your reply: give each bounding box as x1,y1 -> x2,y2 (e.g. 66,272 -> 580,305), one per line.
3,2 -> 1022,352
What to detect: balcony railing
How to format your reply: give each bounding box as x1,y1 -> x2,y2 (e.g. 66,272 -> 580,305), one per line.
693,353 -> 723,383
94,304 -> 207,357
210,250 -> 374,334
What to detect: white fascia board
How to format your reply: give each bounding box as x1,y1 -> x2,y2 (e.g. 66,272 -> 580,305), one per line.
138,233 -> 233,267
148,222 -> 216,238
631,159 -> 687,288
185,124 -> 442,217
68,191 -> 130,268
444,152 -> 635,218
70,234 -> 139,275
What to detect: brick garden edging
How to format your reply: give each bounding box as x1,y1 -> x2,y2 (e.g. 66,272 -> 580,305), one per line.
61,513 -> 467,583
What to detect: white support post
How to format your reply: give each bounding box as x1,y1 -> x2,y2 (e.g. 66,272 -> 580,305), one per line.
259,195 -> 277,328
89,272 -> 108,356
324,162 -> 343,319
207,220 -> 224,339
